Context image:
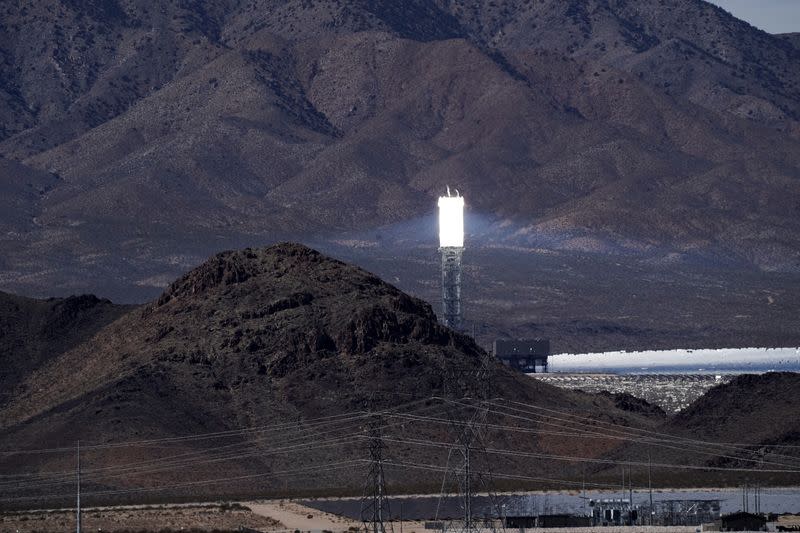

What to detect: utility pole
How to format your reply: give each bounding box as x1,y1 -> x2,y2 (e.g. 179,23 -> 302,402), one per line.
76,440 -> 81,533
755,484 -> 760,515
582,464 -> 587,517
648,448 -> 653,526
755,484 -> 758,515
628,467 -> 633,525
744,482 -> 748,513
741,484 -> 746,513
621,466 -> 625,524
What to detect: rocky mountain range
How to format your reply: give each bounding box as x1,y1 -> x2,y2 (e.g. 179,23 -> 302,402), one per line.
1,0 -> 799,296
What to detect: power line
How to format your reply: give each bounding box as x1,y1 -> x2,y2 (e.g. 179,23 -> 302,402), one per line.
1,435 -> 365,492
4,391 -> 797,509
3,400 -> 452,494
0,459 -> 368,504
0,412 -> 376,485
383,459 -> 618,490
0,398 -> 444,480
0,407 -> 380,455
474,399 -> 800,469
493,397 -> 800,457
378,435 -> 800,474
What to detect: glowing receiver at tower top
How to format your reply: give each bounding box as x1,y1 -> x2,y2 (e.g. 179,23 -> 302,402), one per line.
438,189 -> 464,248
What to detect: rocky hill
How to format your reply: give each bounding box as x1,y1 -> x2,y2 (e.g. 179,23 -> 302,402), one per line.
0,291 -> 132,404
607,372 -> 800,487
0,243 -> 665,506
0,0 -> 799,307
1,243 -> 493,427
670,372 -> 800,445
0,244 -> 797,507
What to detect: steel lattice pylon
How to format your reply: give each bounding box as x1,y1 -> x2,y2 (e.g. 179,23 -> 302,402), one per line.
361,413 -> 393,533
435,354 -> 506,533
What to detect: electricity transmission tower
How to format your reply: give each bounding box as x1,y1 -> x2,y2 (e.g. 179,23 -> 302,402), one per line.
437,354 -> 506,533
361,412 -> 393,533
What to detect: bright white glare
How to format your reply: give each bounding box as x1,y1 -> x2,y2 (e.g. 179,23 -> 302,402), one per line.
548,347 -> 800,373
438,195 -> 464,247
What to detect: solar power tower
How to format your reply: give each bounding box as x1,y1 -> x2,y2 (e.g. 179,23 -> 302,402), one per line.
438,188 -> 465,331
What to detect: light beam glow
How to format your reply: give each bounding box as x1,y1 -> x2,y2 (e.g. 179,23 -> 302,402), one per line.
438,194 -> 464,248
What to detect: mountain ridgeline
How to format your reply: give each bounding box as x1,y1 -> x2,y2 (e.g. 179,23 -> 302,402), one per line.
0,0 -> 799,302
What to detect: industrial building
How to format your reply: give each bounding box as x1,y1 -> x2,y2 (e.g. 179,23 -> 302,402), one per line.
646,499 -> 722,527
590,498 -> 637,526
587,497 -> 721,527
493,339 -> 550,373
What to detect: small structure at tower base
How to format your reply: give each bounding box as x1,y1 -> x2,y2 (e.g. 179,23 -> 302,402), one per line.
493,339 -> 550,373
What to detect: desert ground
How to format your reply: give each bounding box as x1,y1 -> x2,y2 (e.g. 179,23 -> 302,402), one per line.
0,499 -> 708,533
0,502 -> 280,532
